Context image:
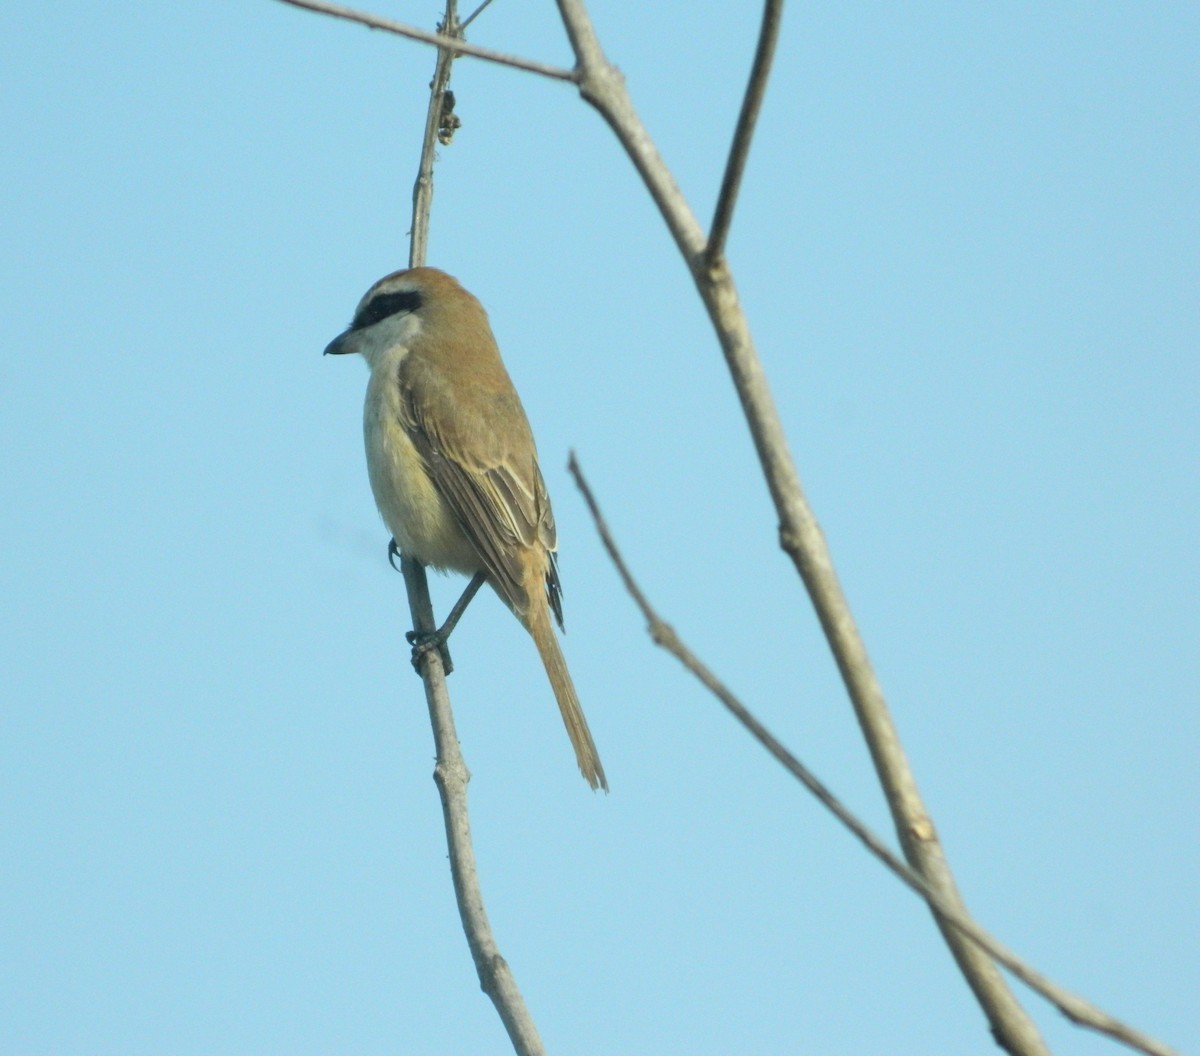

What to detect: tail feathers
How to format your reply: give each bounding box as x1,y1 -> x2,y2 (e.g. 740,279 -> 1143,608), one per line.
528,605 -> 608,792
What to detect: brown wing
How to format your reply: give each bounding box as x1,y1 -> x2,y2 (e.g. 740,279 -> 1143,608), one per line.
396,363 -> 558,621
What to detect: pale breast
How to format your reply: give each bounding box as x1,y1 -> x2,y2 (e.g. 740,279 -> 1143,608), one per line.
363,361 -> 482,574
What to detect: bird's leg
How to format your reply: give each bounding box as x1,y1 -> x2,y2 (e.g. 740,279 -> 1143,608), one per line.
388,539 -> 457,673
407,570 -> 487,676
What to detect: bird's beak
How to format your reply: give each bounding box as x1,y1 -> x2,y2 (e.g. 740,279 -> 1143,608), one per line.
323,330 -> 354,356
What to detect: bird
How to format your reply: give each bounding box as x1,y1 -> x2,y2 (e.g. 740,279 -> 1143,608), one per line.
324,267 -> 607,791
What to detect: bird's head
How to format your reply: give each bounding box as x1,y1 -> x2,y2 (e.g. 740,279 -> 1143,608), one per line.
323,267 -> 488,371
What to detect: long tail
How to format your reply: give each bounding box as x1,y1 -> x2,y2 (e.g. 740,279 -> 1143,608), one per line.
526,603 -> 608,792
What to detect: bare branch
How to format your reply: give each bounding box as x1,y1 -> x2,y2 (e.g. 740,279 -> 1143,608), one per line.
401,7 -> 546,1054
554,0 -> 705,265
275,0 -> 575,81
707,0 -> 783,261
568,455 -> 1180,1056
404,568 -> 547,1056
460,0 -> 497,31
409,11 -> 456,267
545,5 -> 1187,1056
551,2 -> 1046,1052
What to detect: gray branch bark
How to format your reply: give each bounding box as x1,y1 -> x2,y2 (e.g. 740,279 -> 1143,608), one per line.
550,4 -> 1052,1052
569,456 -> 1179,1056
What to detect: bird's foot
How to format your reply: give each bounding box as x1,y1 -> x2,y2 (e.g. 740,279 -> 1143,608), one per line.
407,629 -> 453,676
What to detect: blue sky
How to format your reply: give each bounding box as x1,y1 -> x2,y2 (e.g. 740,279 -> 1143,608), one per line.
2,3 -> 1196,1054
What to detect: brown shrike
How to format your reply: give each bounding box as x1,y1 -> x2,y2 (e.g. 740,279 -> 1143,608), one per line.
324,267 -> 607,791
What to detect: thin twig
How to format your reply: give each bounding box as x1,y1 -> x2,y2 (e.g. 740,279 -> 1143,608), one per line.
568,455 -> 1179,1056
707,0 -> 783,261
402,7 -> 546,1055
460,0 -> 497,31
409,11 -> 456,267
275,0 -> 575,81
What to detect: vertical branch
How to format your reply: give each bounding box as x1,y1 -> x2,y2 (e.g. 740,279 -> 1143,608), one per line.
408,12 -> 455,268
403,6 -> 546,1055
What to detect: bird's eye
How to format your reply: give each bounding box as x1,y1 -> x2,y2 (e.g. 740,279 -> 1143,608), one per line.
353,289 -> 422,329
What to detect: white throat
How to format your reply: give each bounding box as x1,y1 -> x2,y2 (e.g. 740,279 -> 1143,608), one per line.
358,311 -> 423,372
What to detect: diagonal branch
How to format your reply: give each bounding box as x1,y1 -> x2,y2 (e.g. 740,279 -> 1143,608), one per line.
568,454 -> 1180,1056
707,0 -> 783,262
275,0 -> 575,81
551,3 -> 1048,1054
460,0 -> 497,31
